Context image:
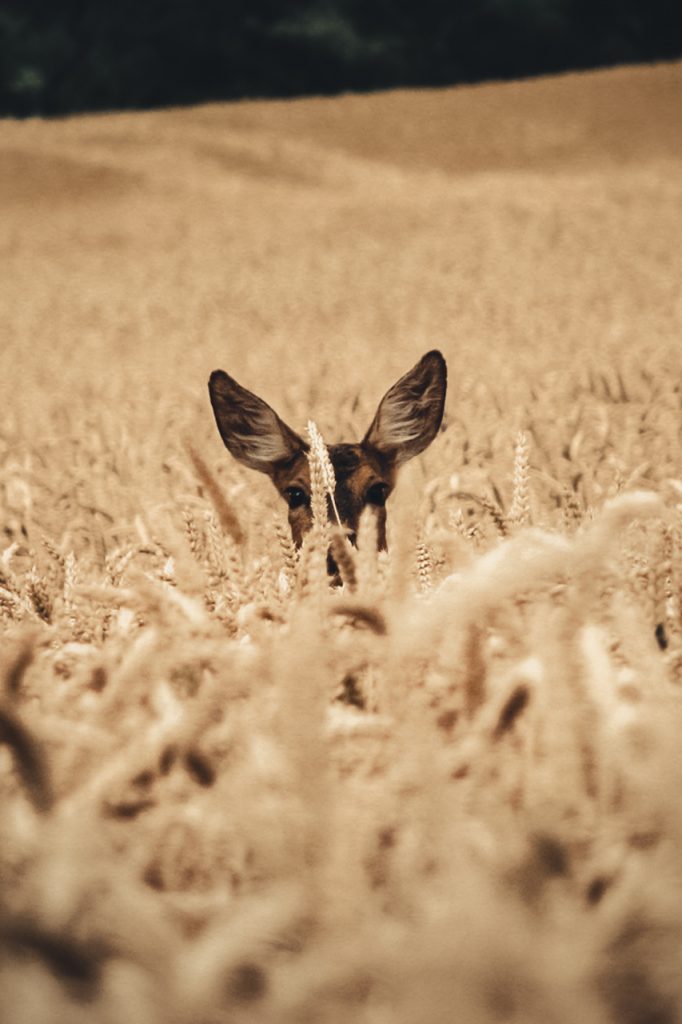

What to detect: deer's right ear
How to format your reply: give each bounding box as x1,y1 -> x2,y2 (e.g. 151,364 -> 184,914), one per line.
208,370 -> 305,475
363,350 -> 447,468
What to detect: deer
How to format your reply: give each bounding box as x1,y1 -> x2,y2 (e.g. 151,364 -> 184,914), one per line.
208,350 -> 447,569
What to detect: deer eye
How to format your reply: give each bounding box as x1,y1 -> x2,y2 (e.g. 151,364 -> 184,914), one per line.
284,486 -> 309,509
365,483 -> 389,507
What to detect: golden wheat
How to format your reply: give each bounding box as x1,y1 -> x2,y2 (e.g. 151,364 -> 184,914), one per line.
0,60 -> 681,1024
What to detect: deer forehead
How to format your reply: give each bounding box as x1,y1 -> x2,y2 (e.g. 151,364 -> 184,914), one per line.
329,444 -> 392,494
272,444 -> 394,497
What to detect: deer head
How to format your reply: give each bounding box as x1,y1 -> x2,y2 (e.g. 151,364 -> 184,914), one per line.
208,350 -> 447,555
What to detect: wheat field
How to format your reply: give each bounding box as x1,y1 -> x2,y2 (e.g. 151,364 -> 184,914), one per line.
1,60 -> 682,1023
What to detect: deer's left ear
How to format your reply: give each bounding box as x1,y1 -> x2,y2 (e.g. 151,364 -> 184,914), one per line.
363,350 -> 447,468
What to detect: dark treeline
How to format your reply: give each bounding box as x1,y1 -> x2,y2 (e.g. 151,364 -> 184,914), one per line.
1,0 -> 681,117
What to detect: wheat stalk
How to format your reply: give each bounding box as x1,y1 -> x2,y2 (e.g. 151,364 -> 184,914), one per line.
509,430 -> 531,528
25,568 -> 53,624
416,535 -> 433,593
275,516 -> 299,585
307,420 -> 341,527
329,528 -> 357,591
300,421 -> 336,599
355,506 -> 379,595
454,492 -> 508,538
186,443 -> 245,546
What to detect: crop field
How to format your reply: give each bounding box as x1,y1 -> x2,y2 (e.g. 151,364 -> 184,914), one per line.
1,59 -> 682,1023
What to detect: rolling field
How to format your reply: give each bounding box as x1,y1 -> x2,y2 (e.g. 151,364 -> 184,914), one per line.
1,60 -> 682,1022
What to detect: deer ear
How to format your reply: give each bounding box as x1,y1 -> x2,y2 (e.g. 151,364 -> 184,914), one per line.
363,351 -> 447,468
208,370 -> 305,475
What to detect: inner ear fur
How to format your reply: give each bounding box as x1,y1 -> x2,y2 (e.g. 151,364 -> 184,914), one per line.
363,350 -> 447,468
208,369 -> 305,475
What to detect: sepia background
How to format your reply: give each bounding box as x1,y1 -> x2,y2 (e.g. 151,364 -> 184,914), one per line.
2,8 -> 682,1022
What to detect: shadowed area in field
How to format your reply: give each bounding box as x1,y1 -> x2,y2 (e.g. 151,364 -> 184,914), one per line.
3,62 -> 682,210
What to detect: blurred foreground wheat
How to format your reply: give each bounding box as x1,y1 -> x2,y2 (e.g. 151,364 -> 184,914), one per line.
2,437 -> 682,1023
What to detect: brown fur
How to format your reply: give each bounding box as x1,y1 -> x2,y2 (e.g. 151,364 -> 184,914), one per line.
271,443 -> 397,548
208,351 -> 447,560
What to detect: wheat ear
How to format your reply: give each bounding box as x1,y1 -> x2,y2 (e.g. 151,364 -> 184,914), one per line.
509,430 -> 531,528
302,424 -> 333,597
307,421 -> 341,527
